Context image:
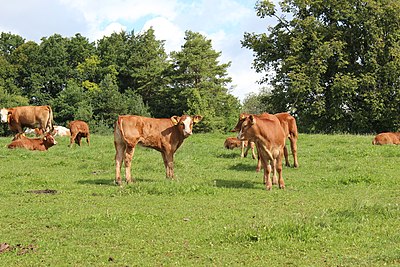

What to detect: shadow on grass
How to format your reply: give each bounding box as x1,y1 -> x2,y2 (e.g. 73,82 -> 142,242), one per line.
217,153 -> 241,159
78,177 -> 156,186
214,179 -> 258,189
228,162 -> 257,172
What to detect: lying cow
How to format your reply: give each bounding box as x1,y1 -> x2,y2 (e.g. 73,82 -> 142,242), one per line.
224,137 -> 256,159
53,125 -> 71,137
69,120 -> 90,147
114,114 -> 203,185
237,113 -> 286,190
0,105 -> 53,133
7,133 -> 57,151
372,132 -> 400,145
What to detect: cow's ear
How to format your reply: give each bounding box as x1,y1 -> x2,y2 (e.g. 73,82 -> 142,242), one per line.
193,115 -> 203,123
43,136 -> 47,141
240,113 -> 247,120
249,115 -> 256,125
171,116 -> 180,125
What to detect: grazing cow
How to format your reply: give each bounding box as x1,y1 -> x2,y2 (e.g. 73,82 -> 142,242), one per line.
224,137 -> 256,159
53,125 -> 71,137
237,113 -> 286,190
274,112 -> 299,168
0,105 -> 53,134
114,114 -> 203,185
69,120 -> 90,147
7,132 -> 57,151
372,132 -> 400,145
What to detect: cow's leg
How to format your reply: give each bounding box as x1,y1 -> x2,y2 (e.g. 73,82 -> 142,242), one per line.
124,145 -> 135,184
255,143 -> 262,172
283,145 -> 290,167
271,159 -> 278,185
263,159 -> 272,190
290,135 -> 299,168
114,141 -> 126,186
276,153 -> 285,189
162,152 -> 175,179
241,141 -> 245,157
69,132 -> 78,147
76,134 -> 82,146
87,133 -> 90,146
251,142 -> 257,159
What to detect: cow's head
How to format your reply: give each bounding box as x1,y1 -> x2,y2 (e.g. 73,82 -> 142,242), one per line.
237,114 -> 256,141
0,108 -> 9,123
42,133 -> 57,148
230,113 -> 250,132
171,115 -> 203,137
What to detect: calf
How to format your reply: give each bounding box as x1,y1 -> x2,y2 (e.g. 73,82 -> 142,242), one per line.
372,132 -> 400,145
237,113 -> 286,190
224,137 -> 256,159
7,133 -> 57,151
69,120 -> 90,147
114,114 -> 202,185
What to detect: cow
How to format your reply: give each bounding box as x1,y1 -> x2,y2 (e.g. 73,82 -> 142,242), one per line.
232,112 -> 299,171
7,132 -> 57,151
53,126 -> 71,137
274,112 -> 299,168
68,120 -> 90,147
224,137 -> 256,159
0,105 -> 53,134
24,128 -> 43,136
372,132 -> 400,145
237,113 -> 286,190
114,114 -> 203,185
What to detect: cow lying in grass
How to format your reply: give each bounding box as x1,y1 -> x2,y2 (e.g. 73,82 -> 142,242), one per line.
372,132 -> 400,145
224,137 -> 256,159
7,133 -> 57,151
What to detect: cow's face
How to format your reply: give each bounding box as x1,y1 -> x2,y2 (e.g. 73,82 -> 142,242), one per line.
171,115 -> 203,137
0,108 -> 8,123
230,113 -> 249,132
237,115 -> 256,141
43,134 -> 57,147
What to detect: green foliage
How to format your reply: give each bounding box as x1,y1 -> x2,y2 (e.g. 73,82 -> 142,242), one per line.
0,29 -> 237,134
0,133 -> 399,266
243,0 -> 400,133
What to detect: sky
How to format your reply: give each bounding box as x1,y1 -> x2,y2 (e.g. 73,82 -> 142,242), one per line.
0,0 -> 277,102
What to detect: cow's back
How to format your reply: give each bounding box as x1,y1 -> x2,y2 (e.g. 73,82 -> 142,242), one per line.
373,132 -> 400,145
69,120 -> 89,135
117,115 -> 174,148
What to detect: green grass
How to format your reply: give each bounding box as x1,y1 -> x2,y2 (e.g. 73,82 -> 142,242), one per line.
0,133 -> 399,266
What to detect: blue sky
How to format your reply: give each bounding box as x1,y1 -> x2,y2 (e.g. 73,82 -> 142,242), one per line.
0,0 -> 277,101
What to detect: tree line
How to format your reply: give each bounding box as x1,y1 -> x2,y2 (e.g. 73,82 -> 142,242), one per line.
0,29 -> 240,135
242,0 -> 400,134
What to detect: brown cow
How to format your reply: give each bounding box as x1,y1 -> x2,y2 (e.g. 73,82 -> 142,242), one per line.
237,113 -> 286,190
372,132 -> 400,145
274,112 -> 299,168
114,114 -> 203,185
232,112 -> 299,170
0,105 -> 53,134
224,137 -> 256,159
7,132 -> 57,151
69,120 -> 90,147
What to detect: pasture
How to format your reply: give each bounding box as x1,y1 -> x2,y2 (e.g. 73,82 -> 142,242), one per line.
0,133 -> 399,266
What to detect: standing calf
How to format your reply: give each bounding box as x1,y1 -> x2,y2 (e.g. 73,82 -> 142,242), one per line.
114,115 -> 202,185
69,120 -> 90,147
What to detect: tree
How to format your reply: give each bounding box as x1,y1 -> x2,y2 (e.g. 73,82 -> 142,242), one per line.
242,0 -> 400,133
170,31 -> 238,132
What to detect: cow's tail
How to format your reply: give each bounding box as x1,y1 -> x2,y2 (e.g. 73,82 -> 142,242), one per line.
46,106 -> 54,133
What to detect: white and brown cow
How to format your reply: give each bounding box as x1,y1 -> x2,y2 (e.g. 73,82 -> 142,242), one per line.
372,132 -> 400,145
7,132 -> 57,151
53,125 -> 71,137
0,105 -> 53,134
114,114 -> 203,185
237,113 -> 286,190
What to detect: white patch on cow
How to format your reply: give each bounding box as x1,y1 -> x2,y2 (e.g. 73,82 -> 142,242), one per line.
182,116 -> 193,136
0,108 -> 8,123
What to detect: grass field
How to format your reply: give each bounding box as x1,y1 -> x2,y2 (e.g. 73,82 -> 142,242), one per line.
0,133 -> 399,266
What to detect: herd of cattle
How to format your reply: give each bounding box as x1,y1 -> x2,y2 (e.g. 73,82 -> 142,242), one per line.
1,105 -> 399,190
